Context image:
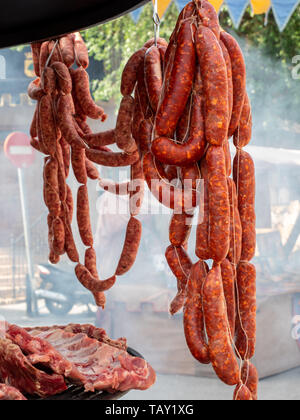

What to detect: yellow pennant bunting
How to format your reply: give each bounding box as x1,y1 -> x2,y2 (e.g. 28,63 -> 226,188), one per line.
153,0 -> 173,19
251,0 -> 271,14
208,0 -> 224,13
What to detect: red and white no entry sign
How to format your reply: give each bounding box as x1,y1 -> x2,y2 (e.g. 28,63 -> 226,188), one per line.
4,132 -> 35,168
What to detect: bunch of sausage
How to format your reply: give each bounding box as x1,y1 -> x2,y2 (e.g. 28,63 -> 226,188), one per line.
28,33 -> 144,309
28,0 -> 258,401
117,0 -> 257,400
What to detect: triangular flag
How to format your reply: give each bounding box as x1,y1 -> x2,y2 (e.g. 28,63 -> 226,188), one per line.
250,0 -> 271,14
154,0 -> 173,19
226,0 -> 249,27
208,0 -> 224,13
271,0 -> 300,31
131,6 -> 144,23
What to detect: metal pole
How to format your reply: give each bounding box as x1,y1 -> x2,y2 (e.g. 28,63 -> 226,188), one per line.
17,167 -> 37,315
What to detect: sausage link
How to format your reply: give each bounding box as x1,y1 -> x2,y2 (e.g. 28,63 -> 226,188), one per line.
75,264 -> 116,293
220,259 -> 236,339
59,34 -> 75,68
195,177 -> 210,260
227,177 -> 242,265
86,159 -> 100,180
39,41 -> 49,76
28,78 -> 44,101
169,213 -> 193,247
206,146 -> 230,263
66,185 -> 74,223
86,148 -> 139,167
165,245 -> 193,315
223,140 -> 232,177
196,25 -> 229,146
71,145 -> 87,185
70,67 -> 105,120
220,31 -> 246,138
84,247 -> 106,309
138,119 -> 152,158
219,39 -> 233,123
115,96 -> 137,153
233,93 -> 252,148
57,95 -> 87,149
121,48 -> 147,97
60,137 -> 71,177
144,45 -> 163,113
77,185 -> 93,247
196,0 -> 221,40
52,217 -> 65,256
41,67 -> 56,95
129,160 -> 144,217
63,215 -> 79,262
233,384 -> 253,401
39,95 -> 59,156
241,361 -> 259,401
43,157 -> 61,217
115,217 -> 142,276
184,260 -> 210,364
203,265 -> 240,386
156,20 -> 196,138
51,61 -> 72,94
84,130 -> 116,149
235,262 -> 256,360
74,32 -> 89,69
142,152 -> 198,212
48,40 -> 62,65
233,150 -> 256,262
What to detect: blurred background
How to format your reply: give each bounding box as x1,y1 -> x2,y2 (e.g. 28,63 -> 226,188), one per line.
0,0 -> 299,400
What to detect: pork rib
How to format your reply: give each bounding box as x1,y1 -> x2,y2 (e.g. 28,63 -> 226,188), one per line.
26,324 -> 127,350
0,384 -> 27,400
0,337 -> 67,398
31,328 -> 156,393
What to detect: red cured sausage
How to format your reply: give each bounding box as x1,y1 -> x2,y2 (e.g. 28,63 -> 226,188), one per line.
84,248 -> 106,309
165,245 -> 193,315
169,213 -> 193,248
86,159 -> 99,180
142,152 -> 198,212
227,177 -> 242,265
121,47 -> 147,97
115,217 -> 142,276
60,137 -> 71,177
86,148 -> 139,168
175,96 -> 192,143
241,361 -> 259,401
51,61 -> 72,94
75,264 -> 116,293
57,95 -> 87,149
71,145 -> 87,185
156,20 -> 196,138
220,31 -> 246,138
129,160 -> 144,217
184,260 -> 210,364
66,185 -> 74,223
84,130 -> 115,149
144,45 -> 163,113
48,40 -> 62,65
152,69 -> 206,167
39,41 -> 49,76
206,146 -> 230,263
74,32 -> 89,69
43,158 -> 60,217
202,265 -> 240,386
235,262 -> 257,360
196,0 -> 221,40
233,384 -> 253,401
137,119 -> 152,158
59,35 -> 75,68
195,177 -> 210,261
39,95 -> 59,156
70,67 -> 105,120
233,93 -> 252,148
77,185 -> 93,247
132,92 -> 144,142
28,78 -> 44,101
63,215 -> 79,263
219,39 -> 233,123
115,96 -> 137,153
52,217 -> 65,256
220,259 -> 236,339
41,67 -> 56,95
196,26 -> 229,146
223,140 -> 232,177
233,150 -> 256,262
